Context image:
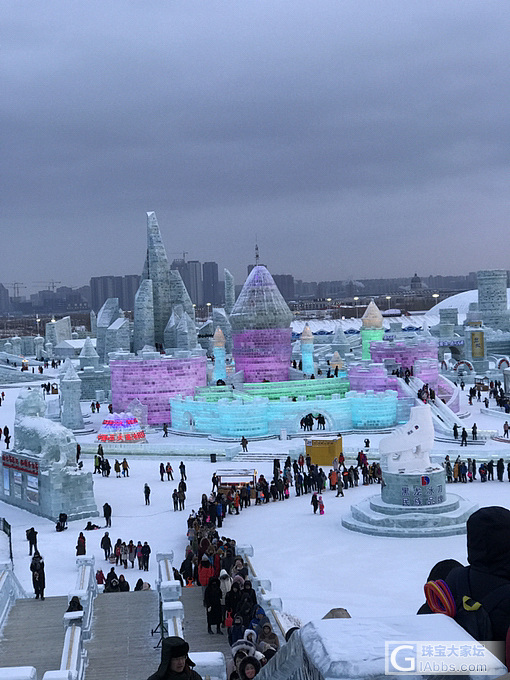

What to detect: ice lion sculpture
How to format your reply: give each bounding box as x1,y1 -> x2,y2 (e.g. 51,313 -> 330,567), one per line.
379,404 -> 438,474
14,388 -> 75,468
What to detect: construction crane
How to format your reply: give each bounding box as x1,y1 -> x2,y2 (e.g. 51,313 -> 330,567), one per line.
33,280 -> 62,292
169,251 -> 189,261
6,282 -> 26,298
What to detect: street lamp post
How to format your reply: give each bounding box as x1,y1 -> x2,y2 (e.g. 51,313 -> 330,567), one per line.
386,295 -> 391,310
432,293 -> 439,306
353,296 -> 359,319
206,302 -> 211,320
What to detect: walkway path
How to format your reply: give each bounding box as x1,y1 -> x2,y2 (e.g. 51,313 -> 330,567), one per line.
84,590 -> 160,680
181,585 -> 231,656
0,595 -> 67,676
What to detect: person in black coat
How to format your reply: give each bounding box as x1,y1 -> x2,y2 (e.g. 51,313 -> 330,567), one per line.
30,551 -> 45,600
204,577 -> 223,634
225,580 -> 241,618
147,636 -> 202,680
236,581 -> 257,627
180,553 -> 194,584
100,531 -> 112,560
118,574 -> 130,592
142,541 -> 151,571
26,527 -> 38,556
444,506 -> 510,642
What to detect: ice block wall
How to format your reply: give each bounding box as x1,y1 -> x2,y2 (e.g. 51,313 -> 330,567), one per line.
232,327 -> 292,383
370,337 -> 438,370
348,362 -> 389,392
170,388 -> 401,436
347,389 -> 398,428
413,358 -> 439,387
110,356 -> 207,425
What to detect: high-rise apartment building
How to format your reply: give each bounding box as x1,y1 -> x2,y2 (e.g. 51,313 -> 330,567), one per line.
203,261 -> 220,305
186,260 -> 203,306
273,274 -> 295,301
90,274 -> 140,312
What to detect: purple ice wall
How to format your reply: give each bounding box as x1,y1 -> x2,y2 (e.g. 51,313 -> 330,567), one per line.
110,356 -> 207,425
232,328 -> 291,383
369,339 -> 438,370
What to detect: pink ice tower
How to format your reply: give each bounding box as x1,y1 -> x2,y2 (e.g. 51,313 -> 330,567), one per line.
230,265 -> 293,383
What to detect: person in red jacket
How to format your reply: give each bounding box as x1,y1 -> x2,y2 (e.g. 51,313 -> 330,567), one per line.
198,555 -> 214,603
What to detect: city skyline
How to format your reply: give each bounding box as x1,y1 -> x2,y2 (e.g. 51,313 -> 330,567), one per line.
3,2 -> 510,289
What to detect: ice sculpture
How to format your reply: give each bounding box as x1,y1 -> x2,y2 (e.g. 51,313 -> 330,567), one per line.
230,265 -> 293,382
379,404 -> 435,474
300,324 -> 315,375
96,298 -> 121,362
212,307 -> 232,354
224,268 -> 235,314
133,278 -> 155,352
361,299 -> 384,360
0,388 -> 98,520
212,327 -> 227,383
60,359 -> 84,430
342,403 -> 477,537
141,211 -> 172,345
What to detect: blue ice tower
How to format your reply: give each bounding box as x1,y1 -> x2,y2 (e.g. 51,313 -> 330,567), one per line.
301,323 -> 315,375
212,327 -> 227,383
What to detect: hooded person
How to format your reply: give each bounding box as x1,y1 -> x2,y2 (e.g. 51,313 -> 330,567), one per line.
249,605 -> 269,636
257,622 -> 280,651
238,655 -> 261,680
219,568 -> 232,596
146,636 -> 202,680
444,506 -> 510,643
228,614 -> 246,646
225,581 -> 242,621
237,580 -> 257,626
30,551 -> 45,600
204,576 -> 223,634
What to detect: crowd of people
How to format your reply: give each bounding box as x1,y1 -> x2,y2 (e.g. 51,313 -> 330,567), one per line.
444,454 -> 510,483
95,567 -> 151,593
97,532 -> 152,571
178,518 -> 282,680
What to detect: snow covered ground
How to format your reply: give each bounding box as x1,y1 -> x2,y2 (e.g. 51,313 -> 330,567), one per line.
1,377 -> 510,626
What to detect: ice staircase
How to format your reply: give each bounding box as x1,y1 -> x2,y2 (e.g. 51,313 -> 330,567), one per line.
0,595 -> 68,676
84,590 -> 160,679
398,377 -> 466,435
180,586 -> 232,655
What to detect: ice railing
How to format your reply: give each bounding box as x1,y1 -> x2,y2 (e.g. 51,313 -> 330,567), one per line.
0,557 -> 97,680
155,552 -> 226,680
0,561 -> 27,631
154,545 -> 294,680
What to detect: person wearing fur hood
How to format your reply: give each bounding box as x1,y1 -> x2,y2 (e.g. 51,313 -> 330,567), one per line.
219,569 -> 232,601
257,622 -> 280,651
230,629 -> 257,658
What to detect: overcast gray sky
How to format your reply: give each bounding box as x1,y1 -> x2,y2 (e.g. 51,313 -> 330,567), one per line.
2,1 -> 509,293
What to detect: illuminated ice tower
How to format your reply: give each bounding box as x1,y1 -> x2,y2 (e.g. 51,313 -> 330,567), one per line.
230,265 -> 293,383
212,327 -> 227,383
361,299 -> 384,360
300,324 -> 315,375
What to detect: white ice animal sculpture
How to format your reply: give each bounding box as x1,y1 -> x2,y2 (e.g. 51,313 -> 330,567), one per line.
379,405 -> 437,474
13,388 -> 76,468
